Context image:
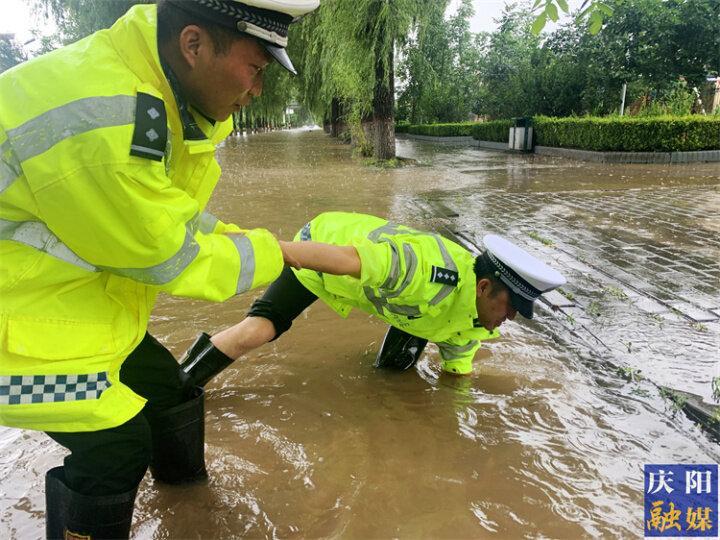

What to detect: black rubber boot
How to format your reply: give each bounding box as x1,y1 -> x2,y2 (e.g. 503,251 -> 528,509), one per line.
178,333 -> 234,387
45,466 -> 137,540
148,386 -> 208,484
374,326 -> 428,371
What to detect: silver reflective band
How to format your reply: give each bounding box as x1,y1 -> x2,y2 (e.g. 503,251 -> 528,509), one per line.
0,219 -> 96,271
231,234 -> 255,294
198,211 -> 219,234
384,243 -> 418,299
384,303 -> 421,317
299,222 -> 311,241
379,239 -> 400,290
1,140 -> 22,194
368,222 -> 459,308
438,340 -> 479,360
1,95 -> 136,194
428,235 -> 457,306
363,285 -> 421,318
99,225 -> 200,285
0,372 -> 110,405
363,286 -> 386,315
0,215 -> 203,285
130,144 -> 163,158
7,95 -> 136,163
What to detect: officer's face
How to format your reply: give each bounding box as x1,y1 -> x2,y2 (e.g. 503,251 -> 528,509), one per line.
475,279 -> 517,332
179,28 -> 271,121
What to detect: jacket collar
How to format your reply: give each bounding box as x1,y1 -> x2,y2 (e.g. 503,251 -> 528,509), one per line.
107,4 -> 228,144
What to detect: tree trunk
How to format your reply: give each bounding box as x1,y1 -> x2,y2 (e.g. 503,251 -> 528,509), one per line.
330,97 -> 341,137
372,38 -> 395,160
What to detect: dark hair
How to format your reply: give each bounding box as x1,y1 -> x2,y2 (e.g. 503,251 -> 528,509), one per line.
474,254 -> 506,296
157,0 -> 243,55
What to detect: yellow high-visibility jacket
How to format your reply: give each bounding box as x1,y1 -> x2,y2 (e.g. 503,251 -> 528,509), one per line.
0,5 -> 283,432
294,212 -> 500,374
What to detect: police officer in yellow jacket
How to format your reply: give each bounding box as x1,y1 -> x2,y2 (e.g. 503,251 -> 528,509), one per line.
0,1 -> 320,538
180,212 -> 567,385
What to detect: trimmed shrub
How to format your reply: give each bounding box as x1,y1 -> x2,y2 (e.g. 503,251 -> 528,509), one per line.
398,122 -> 478,137
397,116 -> 719,151
471,120 -> 514,142
534,115 -> 720,152
395,121 -> 410,134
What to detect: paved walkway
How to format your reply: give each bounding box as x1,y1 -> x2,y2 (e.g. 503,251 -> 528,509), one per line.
397,139 -> 720,403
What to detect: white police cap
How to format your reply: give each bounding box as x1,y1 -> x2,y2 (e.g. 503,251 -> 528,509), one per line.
169,0 -> 320,75
482,234 -> 566,319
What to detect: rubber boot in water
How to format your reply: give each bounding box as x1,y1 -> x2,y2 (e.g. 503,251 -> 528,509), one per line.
374,326 -> 428,371
178,333 -> 234,387
148,386 -> 208,484
45,466 -> 137,540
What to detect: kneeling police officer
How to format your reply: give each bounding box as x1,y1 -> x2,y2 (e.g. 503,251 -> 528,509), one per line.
180,212 -> 567,385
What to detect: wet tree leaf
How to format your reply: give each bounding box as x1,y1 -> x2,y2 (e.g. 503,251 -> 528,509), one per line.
531,13 -> 548,35
545,2 -> 559,22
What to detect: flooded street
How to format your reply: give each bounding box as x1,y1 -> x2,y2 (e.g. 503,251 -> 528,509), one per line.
2,129 -> 719,538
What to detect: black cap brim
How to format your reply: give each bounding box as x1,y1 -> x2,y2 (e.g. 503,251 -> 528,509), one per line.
509,291 -> 534,319
262,43 -> 297,75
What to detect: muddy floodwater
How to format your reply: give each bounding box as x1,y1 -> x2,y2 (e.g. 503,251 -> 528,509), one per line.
2,129 -> 719,538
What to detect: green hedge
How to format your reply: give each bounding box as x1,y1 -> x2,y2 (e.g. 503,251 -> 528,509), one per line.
396,122 -> 478,137
533,115 -> 720,152
396,116 -> 720,151
470,120 -> 514,142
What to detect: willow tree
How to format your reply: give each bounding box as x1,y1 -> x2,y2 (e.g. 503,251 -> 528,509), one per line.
295,0 -> 431,160
241,61 -> 297,131
32,0 -> 150,44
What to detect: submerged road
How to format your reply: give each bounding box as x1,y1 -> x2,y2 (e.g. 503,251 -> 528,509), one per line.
1,129 -> 718,538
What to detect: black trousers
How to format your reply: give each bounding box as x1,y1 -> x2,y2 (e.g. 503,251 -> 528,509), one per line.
45,333 -> 193,496
247,266 -> 319,339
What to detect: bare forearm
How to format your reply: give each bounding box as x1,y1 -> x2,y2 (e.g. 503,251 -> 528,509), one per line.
279,240 -> 361,278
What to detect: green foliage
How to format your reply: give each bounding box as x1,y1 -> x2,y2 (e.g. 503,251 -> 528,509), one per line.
712,377 -> 720,403
634,80 -> 697,117
604,286 -> 628,300
474,6 -> 540,119
0,35 -> 28,73
527,231 -> 554,246
659,387 -> 689,413
471,120 -> 514,142
410,114 -> 720,153
295,0 -> 430,158
534,115 -> 720,152
243,62 -> 297,126
531,0 -> 614,35
399,122 -> 478,137
396,0 -> 482,124
472,0 -> 719,119
32,0 -> 150,44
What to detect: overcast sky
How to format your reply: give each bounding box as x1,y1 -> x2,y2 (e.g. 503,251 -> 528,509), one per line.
1,0 -> 584,47
464,0 -> 584,33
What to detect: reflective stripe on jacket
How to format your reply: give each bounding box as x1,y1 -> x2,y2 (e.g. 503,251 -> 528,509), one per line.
293,212 -> 499,374
0,5 -> 284,432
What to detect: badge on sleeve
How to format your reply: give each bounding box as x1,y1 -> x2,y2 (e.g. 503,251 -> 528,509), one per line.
430,266 -> 458,286
130,92 -> 167,162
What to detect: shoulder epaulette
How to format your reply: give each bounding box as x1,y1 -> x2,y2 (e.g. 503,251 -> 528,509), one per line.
130,92 -> 167,162
430,265 -> 459,286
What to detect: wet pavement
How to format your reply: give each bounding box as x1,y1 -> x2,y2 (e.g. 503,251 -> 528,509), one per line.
397,140 -> 720,403
1,129 -> 718,538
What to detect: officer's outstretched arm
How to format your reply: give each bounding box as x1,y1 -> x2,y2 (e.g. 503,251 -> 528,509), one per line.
278,240 -> 361,278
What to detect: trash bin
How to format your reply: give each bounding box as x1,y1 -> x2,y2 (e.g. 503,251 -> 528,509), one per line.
508,117 -> 534,152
